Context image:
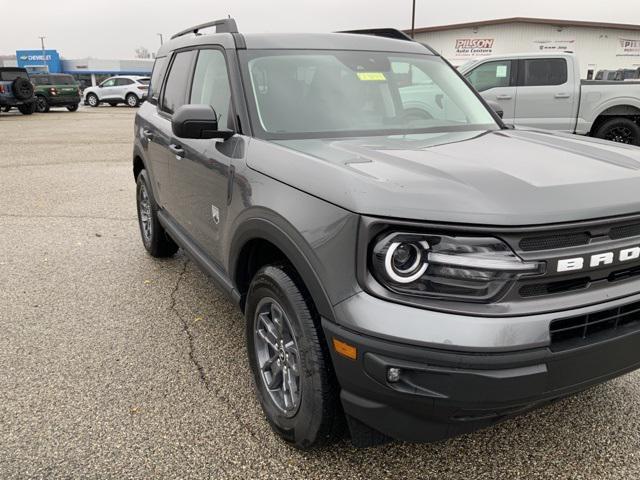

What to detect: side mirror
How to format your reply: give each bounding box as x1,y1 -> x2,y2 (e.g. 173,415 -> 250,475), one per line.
98,84 -> 103,88
486,100 -> 504,119
172,104 -> 234,140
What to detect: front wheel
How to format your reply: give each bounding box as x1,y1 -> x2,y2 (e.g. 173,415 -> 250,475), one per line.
126,93 -> 139,108
595,117 -> 640,146
35,96 -> 50,113
246,265 -> 342,449
86,93 -> 99,107
66,104 -> 79,112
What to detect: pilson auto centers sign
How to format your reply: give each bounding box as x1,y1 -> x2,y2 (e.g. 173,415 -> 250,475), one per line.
617,38 -> 640,57
454,38 -> 495,58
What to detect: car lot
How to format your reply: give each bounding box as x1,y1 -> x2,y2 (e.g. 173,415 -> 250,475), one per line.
2,107 -> 640,479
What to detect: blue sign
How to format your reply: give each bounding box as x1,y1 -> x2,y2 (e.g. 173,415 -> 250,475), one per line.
16,49 -> 62,73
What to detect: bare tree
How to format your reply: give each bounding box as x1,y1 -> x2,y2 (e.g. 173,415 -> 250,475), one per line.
134,47 -> 151,59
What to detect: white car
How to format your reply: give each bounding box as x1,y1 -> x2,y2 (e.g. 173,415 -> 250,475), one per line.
83,75 -> 149,108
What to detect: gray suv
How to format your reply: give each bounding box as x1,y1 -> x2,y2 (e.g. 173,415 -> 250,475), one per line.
133,19 -> 640,448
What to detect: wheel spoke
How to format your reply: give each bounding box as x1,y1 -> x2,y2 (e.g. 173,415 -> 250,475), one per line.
261,352 -> 278,372
266,364 -> 283,390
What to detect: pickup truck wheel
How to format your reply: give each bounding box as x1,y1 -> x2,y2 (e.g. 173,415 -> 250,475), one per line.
126,93 -> 140,108
17,102 -> 36,115
66,104 -> 79,112
35,96 -> 50,113
86,93 -> 99,107
595,117 -> 640,146
246,265 -> 342,449
135,170 -> 179,257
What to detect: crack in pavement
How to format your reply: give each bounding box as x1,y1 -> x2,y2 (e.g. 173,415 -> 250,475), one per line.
167,258 -> 265,443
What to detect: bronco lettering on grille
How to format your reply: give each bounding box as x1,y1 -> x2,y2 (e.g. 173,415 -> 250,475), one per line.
557,246 -> 640,272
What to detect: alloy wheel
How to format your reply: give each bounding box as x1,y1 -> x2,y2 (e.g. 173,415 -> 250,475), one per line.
253,297 -> 302,417
605,125 -> 635,144
138,183 -> 152,243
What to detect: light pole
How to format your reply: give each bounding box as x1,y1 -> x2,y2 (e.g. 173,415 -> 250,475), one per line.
39,36 -> 47,72
157,33 -> 164,46
410,0 -> 416,39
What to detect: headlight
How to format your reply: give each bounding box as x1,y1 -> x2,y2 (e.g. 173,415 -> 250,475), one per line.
371,232 -> 544,302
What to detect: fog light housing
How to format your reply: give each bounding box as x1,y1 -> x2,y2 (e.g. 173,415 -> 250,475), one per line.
387,367 -> 402,383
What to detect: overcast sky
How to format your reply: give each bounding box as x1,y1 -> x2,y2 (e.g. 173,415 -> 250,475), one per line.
2,0 -> 639,59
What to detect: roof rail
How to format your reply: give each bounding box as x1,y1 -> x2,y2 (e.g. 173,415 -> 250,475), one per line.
171,18 -> 238,40
338,28 -> 414,42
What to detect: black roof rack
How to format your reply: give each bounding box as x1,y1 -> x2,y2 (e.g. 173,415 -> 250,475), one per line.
171,18 -> 238,40
338,28 -> 414,42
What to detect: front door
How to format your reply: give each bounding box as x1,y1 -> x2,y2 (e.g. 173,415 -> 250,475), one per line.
465,59 -> 517,124
169,48 -> 236,263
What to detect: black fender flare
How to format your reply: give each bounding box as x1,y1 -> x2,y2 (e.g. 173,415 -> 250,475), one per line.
228,210 -> 336,323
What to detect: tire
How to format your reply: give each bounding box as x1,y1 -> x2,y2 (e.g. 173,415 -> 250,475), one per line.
2,106 -> 11,112
66,104 -> 79,112
12,77 -> 33,100
594,117 -> 640,146
135,169 -> 178,257
246,265 -> 342,449
17,102 -> 36,115
35,95 -> 50,113
86,93 -> 99,107
126,93 -> 140,108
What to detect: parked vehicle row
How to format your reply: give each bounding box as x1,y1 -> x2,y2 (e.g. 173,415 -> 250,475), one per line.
0,68 -> 149,116
460,53 -> 640,145
134,19 -> 640,449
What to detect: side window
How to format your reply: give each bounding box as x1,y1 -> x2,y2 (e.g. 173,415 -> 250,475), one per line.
465,61 -> 512,92
149,57 -> 167,105
161,51 -> 195,114
523,59 -> 567,86
190,49 -> 232,127
115,78 -> 133,86
34,76 -> 50,85
102,78 -> 116,87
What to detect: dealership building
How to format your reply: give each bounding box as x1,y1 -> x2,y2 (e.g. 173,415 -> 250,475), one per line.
411,17 -> 640,79
0,49 -> 153,88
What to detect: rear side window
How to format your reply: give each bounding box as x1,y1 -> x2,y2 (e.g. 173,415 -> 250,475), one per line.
115,78 -> 134,86
33,76 -> 51,85
465,60 -> 512,92
190,50 -> 232,128
522,59 -> 567,86
0,70 -> 27,81
161,51 -> 195,114
149,58 -> 167,104
137,78 -> 150,85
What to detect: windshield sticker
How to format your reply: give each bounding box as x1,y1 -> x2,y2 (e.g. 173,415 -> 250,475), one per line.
496,65 -> 508,78
357,72 -> 387,81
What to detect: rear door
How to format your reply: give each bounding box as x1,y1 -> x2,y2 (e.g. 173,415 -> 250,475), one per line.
464,59 -> 517,123
115,78 -> 134,100
514,57 -> 577,131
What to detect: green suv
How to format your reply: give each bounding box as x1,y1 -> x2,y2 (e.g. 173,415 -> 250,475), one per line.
32,74 -> 81,112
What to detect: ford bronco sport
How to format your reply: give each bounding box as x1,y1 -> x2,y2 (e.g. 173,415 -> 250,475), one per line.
133,19 -> 640,448
0,67 -> 36,115
32,74 -> 81,112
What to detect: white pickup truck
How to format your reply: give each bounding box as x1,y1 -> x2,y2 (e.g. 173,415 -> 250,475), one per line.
459,52 -> 640,145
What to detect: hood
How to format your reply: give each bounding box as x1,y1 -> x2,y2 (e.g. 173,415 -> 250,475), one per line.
247,129 -> 640,226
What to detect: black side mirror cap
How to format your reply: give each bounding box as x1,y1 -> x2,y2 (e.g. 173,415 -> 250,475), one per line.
172,104 -> 234,140
485,100 -> 504,119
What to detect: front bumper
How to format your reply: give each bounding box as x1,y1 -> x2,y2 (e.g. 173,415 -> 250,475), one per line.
324,293 -> 640,443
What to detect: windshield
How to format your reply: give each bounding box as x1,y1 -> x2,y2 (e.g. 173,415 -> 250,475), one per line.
240,50 -> 498,138
0,69 -> 28,81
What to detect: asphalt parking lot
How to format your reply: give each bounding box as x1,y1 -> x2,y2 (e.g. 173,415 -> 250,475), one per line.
2,106 -> 640,479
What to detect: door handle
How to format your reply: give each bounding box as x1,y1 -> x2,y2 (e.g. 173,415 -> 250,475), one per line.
496,94 -> 512,100
169,144 -> 185,159
555,93 -> 571,99
142,129 -> 154,141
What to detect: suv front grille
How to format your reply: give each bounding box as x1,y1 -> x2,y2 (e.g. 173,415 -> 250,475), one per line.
610,223 -> 640,240
519,232 -> 590,252
550,300 -> 640,350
